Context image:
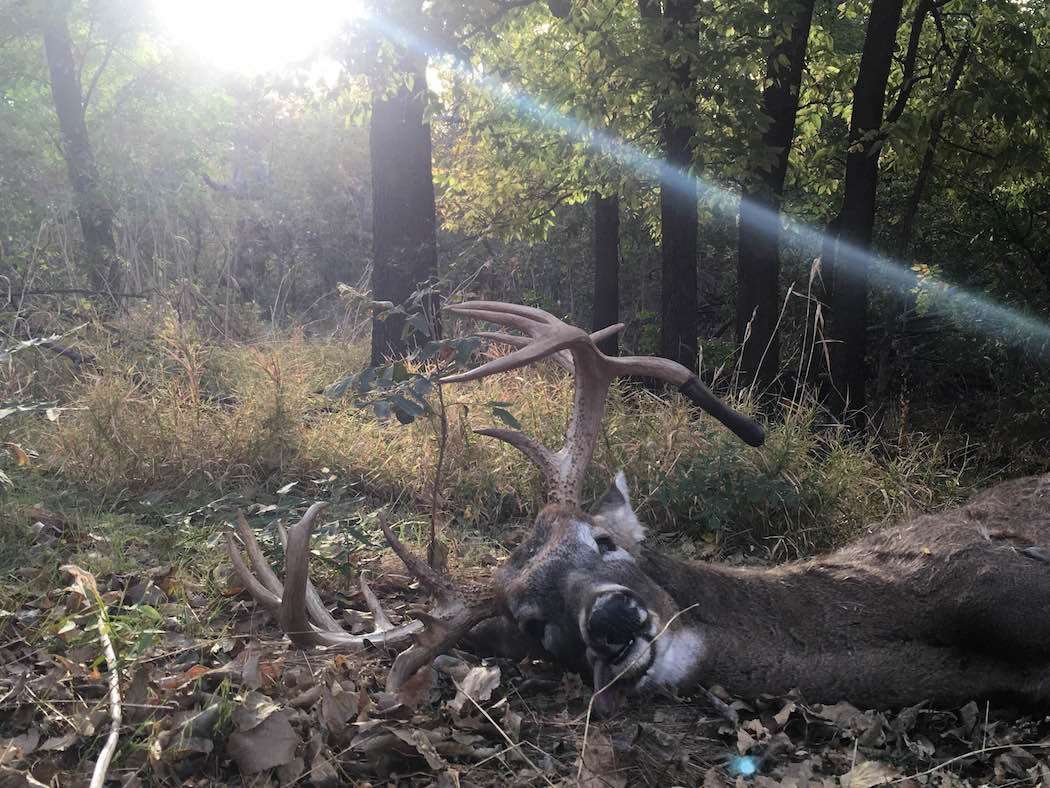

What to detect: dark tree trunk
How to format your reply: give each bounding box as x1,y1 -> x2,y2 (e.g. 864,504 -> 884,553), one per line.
875,34 -> 972,397
42,8 -> 120,298
823,0 -> 905,425
657,0 -> 700,372
736,0 -> 816,389
369,49 -> 438,366
591,192 -> 620,356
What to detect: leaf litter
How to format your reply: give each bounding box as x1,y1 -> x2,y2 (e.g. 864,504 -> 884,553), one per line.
2,508 -> 1050,786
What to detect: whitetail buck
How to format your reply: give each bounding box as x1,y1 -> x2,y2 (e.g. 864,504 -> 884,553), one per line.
229,302 -> 1050,715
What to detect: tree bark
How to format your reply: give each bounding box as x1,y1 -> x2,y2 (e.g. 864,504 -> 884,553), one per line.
875,34 -> 971,397
42,6 -> 121,299
824,0 -> 906,425
657,0 -> 700,372
736,0 -> 816,389
591,192 -> 620,355
369,45 -> 439,365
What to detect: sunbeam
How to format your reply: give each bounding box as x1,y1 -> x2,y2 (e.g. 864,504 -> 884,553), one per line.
367,13 -> 1050,358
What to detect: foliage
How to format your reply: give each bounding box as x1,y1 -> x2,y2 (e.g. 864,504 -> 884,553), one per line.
19,314 -> 964,555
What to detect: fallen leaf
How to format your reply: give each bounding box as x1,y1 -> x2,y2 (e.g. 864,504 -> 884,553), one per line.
232,691 -> 282,731
576,730 -> 627,788
842,760 -> 899,787
159,664 -> 209,690
321,681 -> 359,737
449,665 -> 501,714
5,444 -> 28,467
227,709 -> 299,774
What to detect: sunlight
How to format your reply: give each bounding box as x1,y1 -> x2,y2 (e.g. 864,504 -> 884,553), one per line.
154,0 -> 364,73
370,14 -> 1050,357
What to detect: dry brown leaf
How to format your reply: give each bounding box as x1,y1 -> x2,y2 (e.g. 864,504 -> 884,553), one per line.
395,661 -> 433,709
227,709 -> 299,774
321,681 -> 359,737
576,730 -> 627,788
842,760 -> 899,787
158,664 -> 209,690
448,665 -> 500,714
232,691 -> 282,732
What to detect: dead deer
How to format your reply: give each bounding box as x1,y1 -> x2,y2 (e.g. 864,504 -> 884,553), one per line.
438,302 -> 1050,714
230,302 -> 1050,715
226,300 -> 763,697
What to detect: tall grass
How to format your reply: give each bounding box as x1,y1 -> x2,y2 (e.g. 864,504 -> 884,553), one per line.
36,311 -> 966,556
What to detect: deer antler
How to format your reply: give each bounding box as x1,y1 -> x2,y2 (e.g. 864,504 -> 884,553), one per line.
226,503 -> 424,649
443,300 -> 764,504
228,505 -> 498,691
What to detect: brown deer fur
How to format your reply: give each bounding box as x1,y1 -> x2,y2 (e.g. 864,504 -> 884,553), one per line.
491,472 -> 1050,712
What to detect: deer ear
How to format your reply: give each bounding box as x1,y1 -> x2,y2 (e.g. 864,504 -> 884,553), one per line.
592,471 -> 645,544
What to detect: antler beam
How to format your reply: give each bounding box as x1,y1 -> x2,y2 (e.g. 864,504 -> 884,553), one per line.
228,504 -> 498,690
442,300 -> 764,505
227,503 -> 423,650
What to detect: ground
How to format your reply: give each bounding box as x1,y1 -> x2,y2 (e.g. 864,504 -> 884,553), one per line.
2,469 -> 1049,787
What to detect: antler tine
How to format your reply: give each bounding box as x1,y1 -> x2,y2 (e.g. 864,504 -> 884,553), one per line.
375,513 -> 503,694
275,522 -> 345,633
378,515 -> 458,597
441,329 -> 589,385
226,533 -> 281,611
475,427 -> 560,486
447,305 -> 550,335
386,600 -> 499,693
610,355 -> 765,447
234,511 -> 283,596
227,503 -> 423,650
447,300 -> 559,325
442,300 -> 765,503
477,331 -> 574,372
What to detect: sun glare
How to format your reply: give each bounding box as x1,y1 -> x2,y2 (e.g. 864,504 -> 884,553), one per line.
155,0 -> 364,73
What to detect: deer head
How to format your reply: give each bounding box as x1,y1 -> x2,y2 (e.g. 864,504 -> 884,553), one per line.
440,302 -> 763,710
227,301 -> 762,701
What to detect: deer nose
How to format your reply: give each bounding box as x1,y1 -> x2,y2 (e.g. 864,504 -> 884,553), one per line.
520,615 -> 547,644
586,590 -> 648,660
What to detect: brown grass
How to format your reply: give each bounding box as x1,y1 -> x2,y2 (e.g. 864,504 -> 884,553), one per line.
20,308 -> 967,556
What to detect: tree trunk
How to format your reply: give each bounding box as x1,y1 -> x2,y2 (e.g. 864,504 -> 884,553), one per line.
875,34 -> 972,397
42,7 -> 120,299
658,0 -> 700,372
591,192 -> 620,355
736,0 -> 816,389
369,46 -> 439,365
824,0 -> 905,425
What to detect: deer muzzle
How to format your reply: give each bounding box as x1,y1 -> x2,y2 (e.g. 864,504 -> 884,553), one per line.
583,586 -> 659,716
586,588 -> 650,662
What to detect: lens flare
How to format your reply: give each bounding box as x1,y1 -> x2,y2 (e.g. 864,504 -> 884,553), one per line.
366,14 -> 1050,358
730,755 -> 760,777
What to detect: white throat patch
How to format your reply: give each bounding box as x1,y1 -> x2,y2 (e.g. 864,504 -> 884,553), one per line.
641,627 -> 705,690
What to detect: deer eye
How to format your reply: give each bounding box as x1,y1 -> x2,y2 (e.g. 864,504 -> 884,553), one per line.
595,535 -> 617,555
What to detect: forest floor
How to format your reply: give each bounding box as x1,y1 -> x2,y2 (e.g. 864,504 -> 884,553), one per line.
2,467 -> 1049,788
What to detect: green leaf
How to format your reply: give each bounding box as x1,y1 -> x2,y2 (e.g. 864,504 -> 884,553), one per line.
491,406 -> 521,429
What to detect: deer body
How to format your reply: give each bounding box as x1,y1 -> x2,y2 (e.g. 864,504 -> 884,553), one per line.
636,473 -> 1050,707
494,473 -> 1050,713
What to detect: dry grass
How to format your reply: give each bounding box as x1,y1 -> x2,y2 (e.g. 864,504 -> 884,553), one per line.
15,307 -> 967,557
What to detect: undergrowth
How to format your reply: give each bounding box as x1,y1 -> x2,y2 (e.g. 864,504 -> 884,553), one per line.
3,308 -> 970,557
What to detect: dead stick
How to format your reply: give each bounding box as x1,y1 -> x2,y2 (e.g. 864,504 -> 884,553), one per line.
62,565 -> 122,788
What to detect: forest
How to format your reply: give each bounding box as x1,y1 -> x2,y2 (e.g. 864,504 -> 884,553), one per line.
0,0 -> 1049,785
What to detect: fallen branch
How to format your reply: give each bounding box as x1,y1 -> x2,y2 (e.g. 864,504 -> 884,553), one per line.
62,564 -> 122,788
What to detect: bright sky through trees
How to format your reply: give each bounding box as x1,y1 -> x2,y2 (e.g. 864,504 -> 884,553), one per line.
154,0 -> 363,72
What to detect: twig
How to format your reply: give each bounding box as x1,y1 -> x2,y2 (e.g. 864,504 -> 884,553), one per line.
428,380 -> 449,568
62,564 -> 123,788
451,676 -> 556,787
889,742 -> 1050,783
577,603 -> 699,783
